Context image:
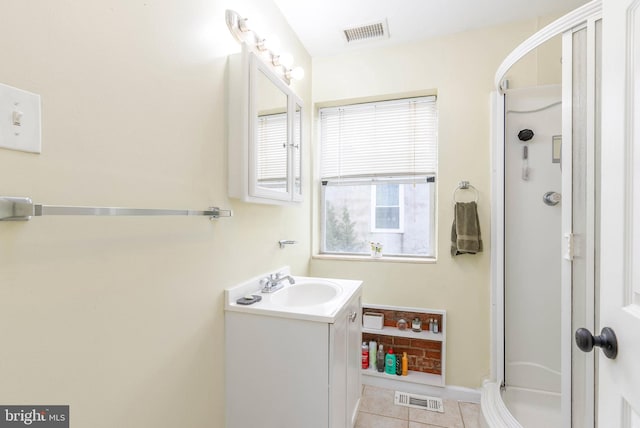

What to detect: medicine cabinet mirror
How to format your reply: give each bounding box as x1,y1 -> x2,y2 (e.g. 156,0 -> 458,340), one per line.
228,43 -> 303,204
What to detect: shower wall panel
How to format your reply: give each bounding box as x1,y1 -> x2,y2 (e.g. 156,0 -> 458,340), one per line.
504,85 -> 562,394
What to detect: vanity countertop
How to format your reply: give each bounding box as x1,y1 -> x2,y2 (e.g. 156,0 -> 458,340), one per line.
224,268 -> 362,323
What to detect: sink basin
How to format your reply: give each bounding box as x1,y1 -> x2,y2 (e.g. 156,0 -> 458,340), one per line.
271,280 -> 342,307
225,268 -> 362,322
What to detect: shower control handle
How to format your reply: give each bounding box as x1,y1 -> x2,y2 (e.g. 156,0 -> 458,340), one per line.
575,327 -> 618,359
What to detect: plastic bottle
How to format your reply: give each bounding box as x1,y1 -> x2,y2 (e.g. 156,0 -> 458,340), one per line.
395,352 -> 402,375
361,342 -> 369,369
434,319 -> 439,334
385,347 -> 396,375
376,345 -> 385,372
369,340 -> 377,370
402,352 -> 408,376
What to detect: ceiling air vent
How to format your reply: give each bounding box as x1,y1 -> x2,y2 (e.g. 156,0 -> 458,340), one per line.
343,19 -> 389,43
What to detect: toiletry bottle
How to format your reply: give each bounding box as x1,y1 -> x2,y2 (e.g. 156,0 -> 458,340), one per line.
434,319 -> 439,333
369,340 -> 377,370
376,345 -> 385,372
402,352 -> 408,376
397,318 -> 407,330
361,342 -> 369,369
385,347 -> 396,375
429,318 -> 434,332
395,352 -> 402,375
412,317 -> 422,332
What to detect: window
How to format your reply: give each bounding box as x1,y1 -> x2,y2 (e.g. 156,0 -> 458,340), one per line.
319,96 -> 438,258
372,184 -> 404,232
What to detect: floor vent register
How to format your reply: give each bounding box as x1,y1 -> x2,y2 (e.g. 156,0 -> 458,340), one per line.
394,391 -> 444,413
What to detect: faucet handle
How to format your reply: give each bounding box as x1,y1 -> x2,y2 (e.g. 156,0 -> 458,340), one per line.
271,272 -> 283,280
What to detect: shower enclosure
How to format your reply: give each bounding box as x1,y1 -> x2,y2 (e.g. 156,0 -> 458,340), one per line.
484,1 -> 602,427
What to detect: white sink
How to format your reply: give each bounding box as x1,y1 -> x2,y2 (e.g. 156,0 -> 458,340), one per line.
224,267 -> 362,323
271,280 -> 342,307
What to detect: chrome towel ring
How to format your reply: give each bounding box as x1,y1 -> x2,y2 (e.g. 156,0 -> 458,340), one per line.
453,181 -> 479,203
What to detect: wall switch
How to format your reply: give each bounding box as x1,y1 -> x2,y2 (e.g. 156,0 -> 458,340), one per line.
0,83 -> 41,154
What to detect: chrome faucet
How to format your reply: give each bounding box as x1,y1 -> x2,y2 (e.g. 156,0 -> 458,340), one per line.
260,272 -> 295,293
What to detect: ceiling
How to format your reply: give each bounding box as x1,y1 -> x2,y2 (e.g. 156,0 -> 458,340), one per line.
272,0 -> 590,57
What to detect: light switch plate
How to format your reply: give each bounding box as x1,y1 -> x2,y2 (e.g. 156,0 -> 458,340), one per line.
0,83 -> 41,153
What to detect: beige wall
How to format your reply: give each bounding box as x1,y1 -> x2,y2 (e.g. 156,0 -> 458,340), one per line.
0,1 -> 311,427
309,17 -> 562,388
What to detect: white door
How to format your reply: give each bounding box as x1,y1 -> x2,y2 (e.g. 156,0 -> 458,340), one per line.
596,0 -> 640,424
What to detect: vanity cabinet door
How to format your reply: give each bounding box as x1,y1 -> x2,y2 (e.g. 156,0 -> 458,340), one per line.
345,295 -> 362,427
225,312 -> 329,428
329,292 -> 362,428
330,308 -> 348,427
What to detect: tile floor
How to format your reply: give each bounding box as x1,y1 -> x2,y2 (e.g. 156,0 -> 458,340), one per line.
356,385 -> 481,428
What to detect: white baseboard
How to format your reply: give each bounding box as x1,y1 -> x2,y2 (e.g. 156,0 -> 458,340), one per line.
362,375 -> 481,403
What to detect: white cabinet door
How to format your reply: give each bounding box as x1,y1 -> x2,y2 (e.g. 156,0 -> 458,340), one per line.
249,58 -> 291,201
345,295 -> 362,427
330,292 -> 362,428
225,312 -> 329,428
330,309 -> 348,428
597,0 -> 640,424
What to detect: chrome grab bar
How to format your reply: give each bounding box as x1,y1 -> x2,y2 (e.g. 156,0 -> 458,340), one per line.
0,196 -> 232,221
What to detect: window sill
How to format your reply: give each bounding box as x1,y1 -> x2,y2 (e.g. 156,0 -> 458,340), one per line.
312,253 -> 436,264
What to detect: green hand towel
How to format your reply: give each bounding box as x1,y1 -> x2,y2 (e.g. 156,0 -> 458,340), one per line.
451,201 -> 483,256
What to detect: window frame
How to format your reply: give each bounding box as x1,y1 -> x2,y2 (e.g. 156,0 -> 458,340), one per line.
317,95 -> 438,260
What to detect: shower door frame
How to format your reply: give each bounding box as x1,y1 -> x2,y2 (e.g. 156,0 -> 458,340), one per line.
491,2 -> 602,427
561,17 -> 600,428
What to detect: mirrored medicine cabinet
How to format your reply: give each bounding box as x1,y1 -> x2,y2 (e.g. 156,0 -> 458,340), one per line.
227,43 -> 303,204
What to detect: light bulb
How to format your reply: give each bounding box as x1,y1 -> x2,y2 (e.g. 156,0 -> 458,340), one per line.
289,66 -> 305,81
279,52 -> 294,68
263,35 -> 281,52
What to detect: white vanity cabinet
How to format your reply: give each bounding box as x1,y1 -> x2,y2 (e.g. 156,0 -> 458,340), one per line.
227,43 -> 303,204
225,290 -> 362,428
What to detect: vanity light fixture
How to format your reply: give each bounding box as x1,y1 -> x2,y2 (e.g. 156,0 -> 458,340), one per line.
225,9 -> 304,85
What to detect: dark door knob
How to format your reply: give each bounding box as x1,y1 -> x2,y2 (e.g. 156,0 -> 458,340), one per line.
575,327 -> 618,359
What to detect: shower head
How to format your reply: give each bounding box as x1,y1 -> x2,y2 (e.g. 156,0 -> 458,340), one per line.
518,129 -> 534,142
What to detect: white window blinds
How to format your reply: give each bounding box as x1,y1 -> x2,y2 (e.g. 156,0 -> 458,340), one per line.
257,112 -> 287,181
319,96 -> 437,179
